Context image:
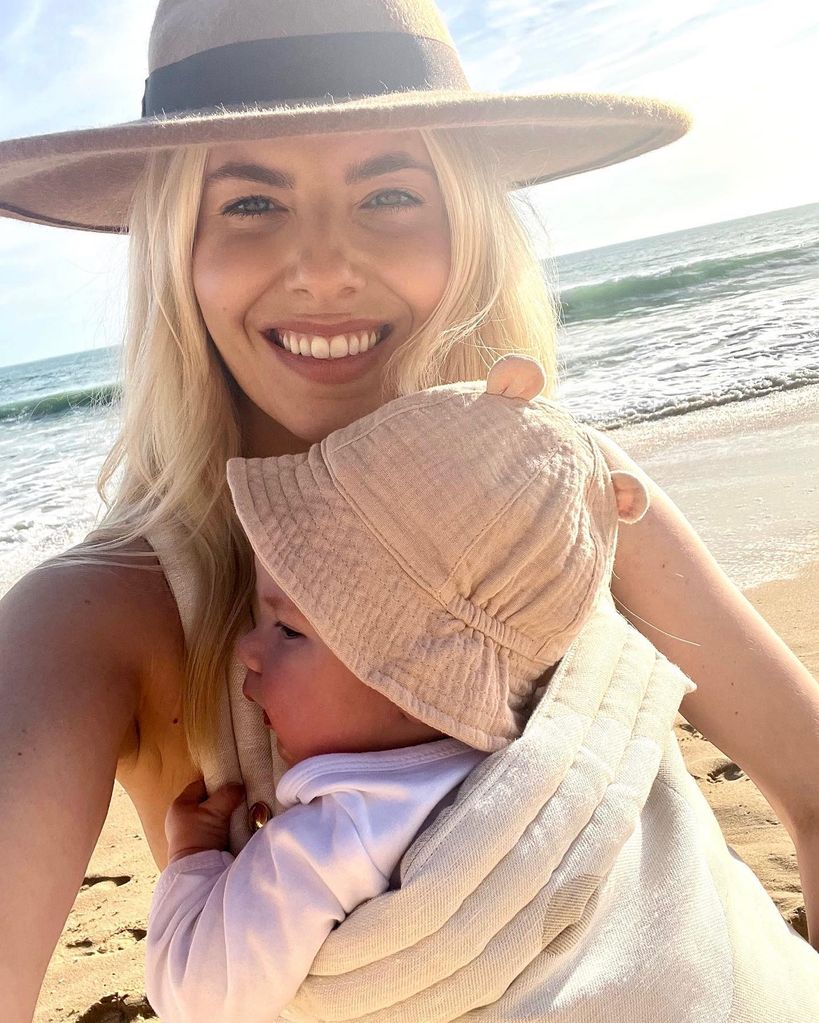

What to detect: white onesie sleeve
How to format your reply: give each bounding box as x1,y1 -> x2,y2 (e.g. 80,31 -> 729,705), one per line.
145,739 -> 484,1023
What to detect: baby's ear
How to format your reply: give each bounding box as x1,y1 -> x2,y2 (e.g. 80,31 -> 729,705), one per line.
486,355 -> 545,400
610,470 -> 650,524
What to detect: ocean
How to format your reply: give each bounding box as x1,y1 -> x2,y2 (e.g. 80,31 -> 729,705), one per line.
2,200 -> 818,589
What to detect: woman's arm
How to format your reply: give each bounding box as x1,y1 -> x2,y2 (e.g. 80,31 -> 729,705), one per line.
0,559 -> 168,1022
593,429 -> 819,943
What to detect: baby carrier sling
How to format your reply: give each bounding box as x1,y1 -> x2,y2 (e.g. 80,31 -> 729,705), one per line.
147,525 -> 819,1023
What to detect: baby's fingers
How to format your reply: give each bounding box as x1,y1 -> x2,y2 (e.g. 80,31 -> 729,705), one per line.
203,783 -> 246,819
171,779 -> 244,817
172,777 -> 208,808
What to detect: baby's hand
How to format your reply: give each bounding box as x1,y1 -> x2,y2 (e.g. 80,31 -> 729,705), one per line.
165,778 -> 245,864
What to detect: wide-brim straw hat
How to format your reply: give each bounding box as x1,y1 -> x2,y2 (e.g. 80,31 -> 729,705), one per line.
0,0 -> 692,234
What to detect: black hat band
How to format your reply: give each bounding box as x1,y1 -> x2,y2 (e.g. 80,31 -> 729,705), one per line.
142,32 -> 470,117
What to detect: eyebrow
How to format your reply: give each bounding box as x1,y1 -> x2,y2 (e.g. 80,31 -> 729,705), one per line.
205,151 -> 436,191
344,151 -> 437,185
206,161 -> 296,190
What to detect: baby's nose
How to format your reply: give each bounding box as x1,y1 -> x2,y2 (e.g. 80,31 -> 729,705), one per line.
241,672 -> 257,704
236,628 -> 263,675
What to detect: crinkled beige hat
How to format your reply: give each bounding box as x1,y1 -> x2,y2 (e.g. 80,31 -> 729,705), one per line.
0,0 -> 691,233
226,357 -> 648,752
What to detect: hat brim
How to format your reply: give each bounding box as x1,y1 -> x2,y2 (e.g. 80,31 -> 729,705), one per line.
0,90 -> 691,233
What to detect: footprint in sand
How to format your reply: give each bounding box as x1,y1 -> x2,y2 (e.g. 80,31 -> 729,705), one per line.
75,992 -> 156,1022
80,874 -> 132,893
789,905 -> 809,942
68,926 -> 147,956
707,758 -> 746,783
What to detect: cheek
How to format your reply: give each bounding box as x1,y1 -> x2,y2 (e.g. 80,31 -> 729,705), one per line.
377,223 -> 451,318
192,231 -> 269,332
192,239 -> 232,334
417,213 -> 452,311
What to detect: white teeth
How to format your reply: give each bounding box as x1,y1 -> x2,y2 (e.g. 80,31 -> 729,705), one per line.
329,334 -> 349,359
310,335 -> 330,359
274,329 -> 382,358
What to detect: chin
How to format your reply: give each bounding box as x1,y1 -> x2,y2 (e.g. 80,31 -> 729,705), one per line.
278,395 -> 387,444
237,389 -> 382,455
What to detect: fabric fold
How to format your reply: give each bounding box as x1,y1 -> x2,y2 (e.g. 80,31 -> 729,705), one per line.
288,597 -> 690,1020
149,525 -> 819,1022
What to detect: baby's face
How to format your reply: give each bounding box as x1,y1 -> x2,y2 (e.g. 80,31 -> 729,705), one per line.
237,558 -> 444,766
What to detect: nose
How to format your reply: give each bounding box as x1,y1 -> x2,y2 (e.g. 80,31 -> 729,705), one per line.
241,674 -> 261,705
283,215 -> 366,301
236,627 -> 263,687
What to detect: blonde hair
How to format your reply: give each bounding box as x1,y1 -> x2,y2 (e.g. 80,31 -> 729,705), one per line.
387,128 -> 558,395
67,127 -> 559,764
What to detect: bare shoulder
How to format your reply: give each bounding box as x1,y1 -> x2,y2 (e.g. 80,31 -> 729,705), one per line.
0,538 -> 185,764
1,537 -> 183,669
586,426 -> 650,481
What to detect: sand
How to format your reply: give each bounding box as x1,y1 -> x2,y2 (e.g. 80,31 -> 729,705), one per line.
29,385 -> 819,1022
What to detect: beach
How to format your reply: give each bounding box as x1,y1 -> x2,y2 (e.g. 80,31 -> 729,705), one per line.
27,384 -> 819,1022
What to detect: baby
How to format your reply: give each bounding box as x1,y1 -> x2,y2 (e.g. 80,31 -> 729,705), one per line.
145,356 -> 649,1022
146,356 -> 819,1021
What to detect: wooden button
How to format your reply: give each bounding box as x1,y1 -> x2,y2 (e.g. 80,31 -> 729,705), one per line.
248,801 -> 272,831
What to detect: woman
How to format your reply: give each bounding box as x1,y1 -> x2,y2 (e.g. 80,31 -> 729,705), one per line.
1,1 -> 817,1019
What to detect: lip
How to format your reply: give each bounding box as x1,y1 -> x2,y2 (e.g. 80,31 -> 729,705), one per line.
268,318 -> 387,337
262,711 -> 273,729
262,322 -> 395,385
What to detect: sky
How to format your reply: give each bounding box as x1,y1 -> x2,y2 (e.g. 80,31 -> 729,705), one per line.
1,0 -> 817,369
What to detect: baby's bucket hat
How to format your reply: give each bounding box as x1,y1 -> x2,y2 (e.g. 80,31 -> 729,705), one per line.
227,357 -> 647,751
0,0 -> 691,233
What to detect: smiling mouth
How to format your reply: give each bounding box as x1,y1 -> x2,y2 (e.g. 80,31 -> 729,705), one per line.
265,325 -> 392,359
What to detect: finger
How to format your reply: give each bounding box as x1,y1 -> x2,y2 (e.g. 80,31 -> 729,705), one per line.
486,355 -> 545,400
173,778 -> 208,806
203,783 -> 246,818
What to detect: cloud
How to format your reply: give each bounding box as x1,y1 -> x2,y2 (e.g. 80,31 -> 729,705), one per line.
441,0 -> 808,100
0,220 -> 126,368
3,0 -> 45,51
0,1 -> 155,139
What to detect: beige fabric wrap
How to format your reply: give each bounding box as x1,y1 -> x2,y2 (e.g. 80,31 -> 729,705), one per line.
145,524 -> 819,1021
145,522 -> 288,849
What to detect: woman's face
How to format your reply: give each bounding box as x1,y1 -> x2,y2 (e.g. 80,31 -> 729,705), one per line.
193,129 -> 451,452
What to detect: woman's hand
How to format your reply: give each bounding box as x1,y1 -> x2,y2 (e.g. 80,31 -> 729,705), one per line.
166,779 -> 245,864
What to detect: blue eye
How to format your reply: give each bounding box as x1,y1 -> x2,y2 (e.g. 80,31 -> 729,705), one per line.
364,189 -> 422,211
222,195 -> 284,218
